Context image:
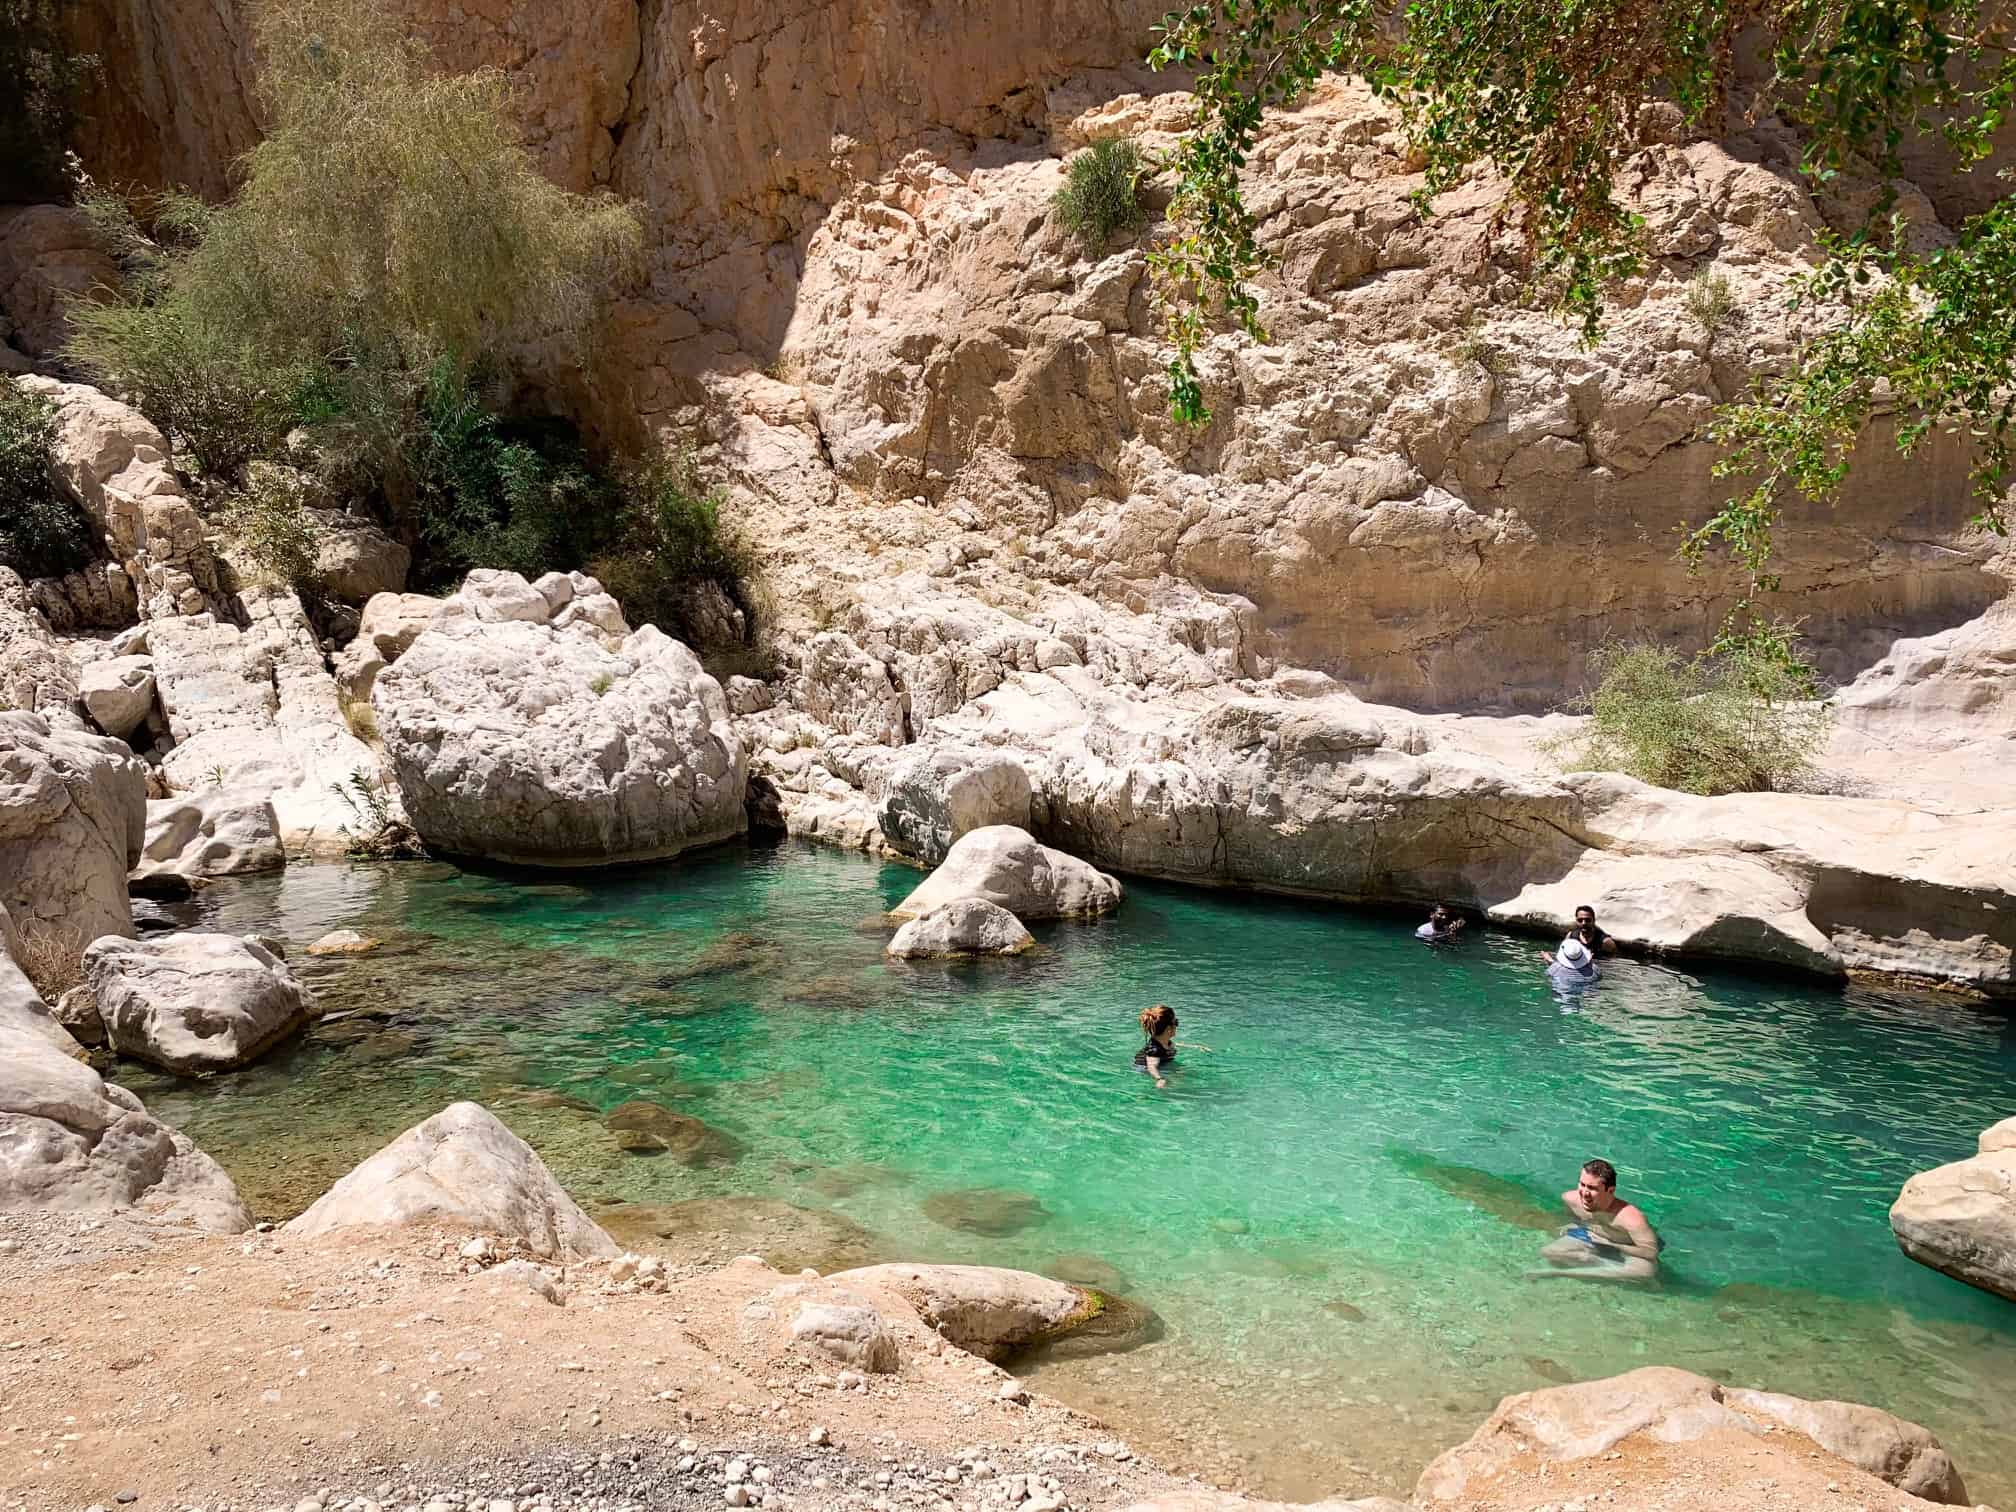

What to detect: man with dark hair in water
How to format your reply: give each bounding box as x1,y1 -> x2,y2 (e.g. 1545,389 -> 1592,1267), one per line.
1531,1158 -> 1660,1282
1570,905 -> 1617,956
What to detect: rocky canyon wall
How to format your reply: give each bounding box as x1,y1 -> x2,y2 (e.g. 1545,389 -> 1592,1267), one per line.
63,0 -> 2008,710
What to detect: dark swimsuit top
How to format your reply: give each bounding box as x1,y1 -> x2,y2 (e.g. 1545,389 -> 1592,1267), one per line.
1134,1038 -> 1176,1066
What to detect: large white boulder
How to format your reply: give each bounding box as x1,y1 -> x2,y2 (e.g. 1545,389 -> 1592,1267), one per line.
1890,1123 -> 2016,1304
1416,1368 -> 1969,1505
890,825 -> 1122,922
373,571 -> 748,865
1,924 -> 252,1231
284,1101 -> 618,1259
134,790 -> 284,880
886,898 -> 1034,958
789,1296 -> 899,1372
85,932 -> 319,1073
0,711 -> 146,947
76,654 -> 156,739
332,591 -> 444,705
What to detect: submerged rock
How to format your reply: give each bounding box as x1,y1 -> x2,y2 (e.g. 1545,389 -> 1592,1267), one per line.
1890,1121 -> 2016,1304
1388,1148 -> 1562,1232
373,571 -> 747,865
86,931 -> 319,1073
602,1100 -> 746,1167
886,898 -> 1035,959
921,1185 -> 1053,1236
283,1100 -> 618,1259
599,1196 -> 889,1274
891,825 -> 1122,922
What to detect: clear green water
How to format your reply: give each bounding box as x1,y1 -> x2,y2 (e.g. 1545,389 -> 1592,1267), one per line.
127,842 -> 2016,1502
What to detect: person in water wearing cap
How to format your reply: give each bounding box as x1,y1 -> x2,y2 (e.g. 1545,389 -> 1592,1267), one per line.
1531,1158 -> 1661,1282
1134,1003 -> 1178,1089
1416,903 -> 1466,942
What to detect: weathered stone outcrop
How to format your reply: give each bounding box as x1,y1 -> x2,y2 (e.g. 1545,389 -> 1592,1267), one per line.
886,898 -> 1035,959
331,590 -> 443,707
149,588 -> 383,846
284,1101 -> 619,1259
1890,1120 -> 2016,1304
373,571 -> 746,865
1,922 -> 252,1231
77,653 -> 156,739
874,744 -> 1033,865
15,377 -> 225,621
1417,1367 -> 1969,1505
0,710 -> 146,947
85,931 -> 319,1073
0,568 -> 77,715
135,789 -> 285,880
892,825 -> 1123,922
0,204 -> 122,358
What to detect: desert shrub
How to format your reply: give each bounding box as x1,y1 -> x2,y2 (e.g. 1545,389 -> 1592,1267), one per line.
1055,138 -> 1148,252
403,365 -> 620,587
330,768 -> 420,859
221,466 -> 322,593
0,0 -> 94,201
1684,268 -> 1737,337
0,382 -> 94,579
66,0 -> 642,492
13,918 -> 84,999
1548,637 -> 1829,796
591,451 -> 755,645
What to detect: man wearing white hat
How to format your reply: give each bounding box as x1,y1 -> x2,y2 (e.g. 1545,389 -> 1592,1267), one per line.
1540,934 -> 1600,982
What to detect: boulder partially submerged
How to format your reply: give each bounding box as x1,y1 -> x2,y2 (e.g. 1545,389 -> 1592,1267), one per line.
373,571 -> 747,865
825,1262 -> 1149,1363
86,931 -> 318,1073
891,825 -> 1121,922
886,897 -> 1034,958
1890,1119 -> 2016,1304
284,1101 -> 618,1259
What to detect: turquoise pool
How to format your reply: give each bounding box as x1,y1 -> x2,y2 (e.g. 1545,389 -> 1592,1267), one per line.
125,841 -> 2016,1501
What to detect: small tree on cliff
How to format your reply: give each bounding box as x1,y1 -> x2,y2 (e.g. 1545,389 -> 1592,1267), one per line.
1146,0 -> 2015,650
68,0 -> 643,496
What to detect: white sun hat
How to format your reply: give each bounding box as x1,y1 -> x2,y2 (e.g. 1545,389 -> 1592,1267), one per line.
1557,937 -> 1592,969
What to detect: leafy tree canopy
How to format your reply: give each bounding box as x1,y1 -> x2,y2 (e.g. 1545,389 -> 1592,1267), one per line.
1148,0 -> 2014,639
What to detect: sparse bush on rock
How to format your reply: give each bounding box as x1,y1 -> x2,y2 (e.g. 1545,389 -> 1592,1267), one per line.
1549,637 -> 1830,796
1054,138 -> 1148,252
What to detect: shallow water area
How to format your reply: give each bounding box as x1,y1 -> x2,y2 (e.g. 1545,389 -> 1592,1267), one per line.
135,842 -> 2016,1503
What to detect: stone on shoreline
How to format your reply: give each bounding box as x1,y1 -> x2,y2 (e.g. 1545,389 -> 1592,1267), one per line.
86,931 -> 319,1073
1415,1366 -> 1970,1505
134,790 -> 284,881
828,1262 -> 1137,1364
284,1101 -> 618,1259
790,1295 -> 899,1372
1890,1121 -> 2016,1305
885,898 -> 1034,959
890,826 -> 1121,922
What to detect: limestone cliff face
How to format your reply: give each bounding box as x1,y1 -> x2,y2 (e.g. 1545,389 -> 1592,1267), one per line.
65,2 -> 2002,711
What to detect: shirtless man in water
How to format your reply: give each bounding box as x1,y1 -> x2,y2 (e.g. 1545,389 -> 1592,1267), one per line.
1530,1158 -> 1660,1282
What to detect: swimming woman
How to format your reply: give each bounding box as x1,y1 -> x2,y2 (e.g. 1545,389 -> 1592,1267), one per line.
1135,1003 -> 1178,1089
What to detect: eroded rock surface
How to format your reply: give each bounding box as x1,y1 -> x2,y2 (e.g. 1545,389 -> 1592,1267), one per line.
1416,1367 -> 1970,1505
886,898 -> 1035,959
828,1263 -> 1093,1362
1890,1122 -> 2016,1305
86,931 -> 319,1073
284,1101 -> 619,1259
374,571 -> 746,865
135,789 -> 284,880
0,710 -> 146,947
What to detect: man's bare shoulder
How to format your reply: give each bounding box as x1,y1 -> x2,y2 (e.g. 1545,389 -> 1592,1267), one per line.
1615,1201 -> 1652,1229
